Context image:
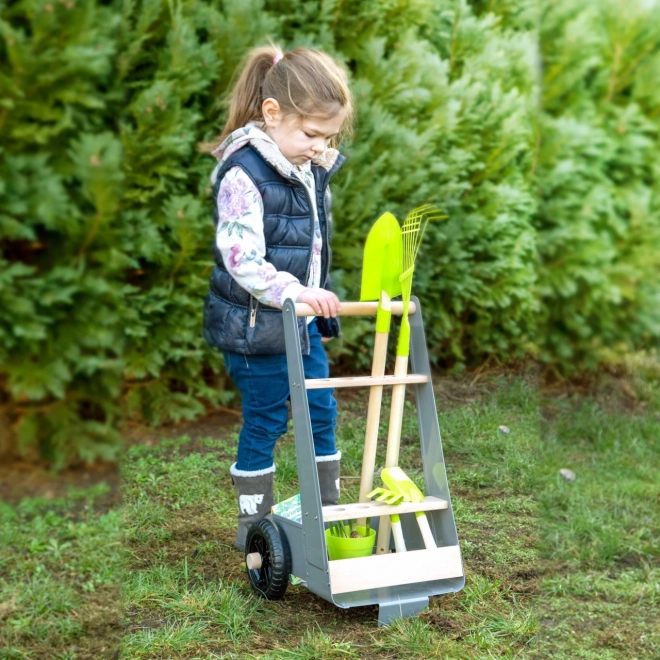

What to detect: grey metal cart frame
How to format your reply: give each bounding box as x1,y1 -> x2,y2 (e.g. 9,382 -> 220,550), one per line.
255,297 -> 464,626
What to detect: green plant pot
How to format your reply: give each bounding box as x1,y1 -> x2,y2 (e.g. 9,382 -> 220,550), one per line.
325,526 -> 376,561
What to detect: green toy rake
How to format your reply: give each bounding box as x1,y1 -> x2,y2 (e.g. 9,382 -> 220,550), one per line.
375,205 -> 446,555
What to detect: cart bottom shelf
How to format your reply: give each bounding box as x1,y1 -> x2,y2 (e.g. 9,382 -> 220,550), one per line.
329,545 -> 463,595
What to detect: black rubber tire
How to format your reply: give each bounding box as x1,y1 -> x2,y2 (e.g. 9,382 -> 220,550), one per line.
245,518 -> 291,600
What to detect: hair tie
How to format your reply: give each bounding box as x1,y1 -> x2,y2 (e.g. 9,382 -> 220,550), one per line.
273,53 -> 283,65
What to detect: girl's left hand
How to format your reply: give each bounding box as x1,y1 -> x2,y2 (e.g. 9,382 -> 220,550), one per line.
296,288 -> 341,318
321,337 -> 333,343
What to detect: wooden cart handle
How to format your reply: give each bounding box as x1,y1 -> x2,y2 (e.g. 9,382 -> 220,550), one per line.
293,300 -> 416,317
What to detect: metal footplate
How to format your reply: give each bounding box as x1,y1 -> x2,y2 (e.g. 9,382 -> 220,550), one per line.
378,596 -> 430,627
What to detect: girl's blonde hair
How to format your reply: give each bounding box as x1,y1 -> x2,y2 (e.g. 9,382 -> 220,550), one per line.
209,45 -> 353,150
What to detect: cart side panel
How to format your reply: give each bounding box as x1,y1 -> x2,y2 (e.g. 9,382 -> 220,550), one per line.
410,297 -> 462,561
273,516 -> 335,603
281,301 -> 332,600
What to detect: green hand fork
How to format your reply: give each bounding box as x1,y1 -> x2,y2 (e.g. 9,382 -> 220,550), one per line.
380,467 -> 436,549
366,477 -> 408,553
367,467 -> 436,551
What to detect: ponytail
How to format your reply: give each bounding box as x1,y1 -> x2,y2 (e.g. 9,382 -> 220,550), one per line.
205,44 -> 353,153
220,45 -> 283,143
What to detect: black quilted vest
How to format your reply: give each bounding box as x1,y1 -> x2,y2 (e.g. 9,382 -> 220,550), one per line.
203,145 -> 344,355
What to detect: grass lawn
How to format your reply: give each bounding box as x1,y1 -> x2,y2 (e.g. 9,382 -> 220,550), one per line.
0,481 -> 122,659
1,357 -> 658,658
531,355 -> 660,659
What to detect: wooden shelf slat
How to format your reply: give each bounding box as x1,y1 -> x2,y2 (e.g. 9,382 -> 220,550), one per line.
329,545 -> 463,594
305,374 -> 428,390
321,496 -> 448,522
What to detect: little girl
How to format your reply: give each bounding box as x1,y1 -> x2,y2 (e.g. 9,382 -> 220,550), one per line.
203,45 -> 353,551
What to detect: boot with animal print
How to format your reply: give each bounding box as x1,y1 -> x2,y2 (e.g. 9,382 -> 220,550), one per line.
230,464 -> 275,552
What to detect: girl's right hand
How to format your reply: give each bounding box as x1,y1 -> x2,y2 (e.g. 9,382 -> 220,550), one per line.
296,288 -> 341,318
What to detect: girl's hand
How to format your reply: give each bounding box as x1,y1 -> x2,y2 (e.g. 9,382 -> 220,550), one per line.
296,288 -> 341,318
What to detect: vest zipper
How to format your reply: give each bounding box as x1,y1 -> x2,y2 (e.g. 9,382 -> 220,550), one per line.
299,182 -> 315,354
292,170 -> 333,353
303,184 -> 314,288
319,188 -> 330,284
249,298 -> 258,328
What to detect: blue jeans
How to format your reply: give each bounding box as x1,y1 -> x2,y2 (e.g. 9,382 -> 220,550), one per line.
223,320 -> 337,472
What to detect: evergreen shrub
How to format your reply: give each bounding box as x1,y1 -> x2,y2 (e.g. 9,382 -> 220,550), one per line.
0,0 -> 275,463
535,0 -> 660,370
269,0 -> 539,366
1,0 -> 659,464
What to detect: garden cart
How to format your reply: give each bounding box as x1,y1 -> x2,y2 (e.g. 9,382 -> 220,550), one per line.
242,298 -> 464,626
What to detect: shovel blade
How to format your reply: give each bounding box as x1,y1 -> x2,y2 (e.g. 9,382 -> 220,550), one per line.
360,212 -> 403,301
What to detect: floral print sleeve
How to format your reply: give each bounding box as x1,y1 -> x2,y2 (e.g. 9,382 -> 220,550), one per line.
215,167 -> 305,308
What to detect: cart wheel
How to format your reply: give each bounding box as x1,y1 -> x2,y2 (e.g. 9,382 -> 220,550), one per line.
245,519 -> 291,600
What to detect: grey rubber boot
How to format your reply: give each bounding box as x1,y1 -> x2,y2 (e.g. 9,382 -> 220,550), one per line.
316,451 -> 341,506
230,463 -> 275,552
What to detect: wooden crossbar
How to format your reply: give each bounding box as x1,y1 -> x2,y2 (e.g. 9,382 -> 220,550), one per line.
294,301 -> 416,317
305,374 -> 428,390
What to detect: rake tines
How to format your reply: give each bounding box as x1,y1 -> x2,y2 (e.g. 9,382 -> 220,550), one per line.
399,205 -> 448,301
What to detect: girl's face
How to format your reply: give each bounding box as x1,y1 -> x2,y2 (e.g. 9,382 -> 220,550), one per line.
263,100 -> 346,166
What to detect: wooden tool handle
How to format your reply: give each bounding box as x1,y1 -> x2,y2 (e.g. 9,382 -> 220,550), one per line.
293,300 -> 416,317
376,516 -> 392,554
384,355 -> 409,467
357,291 -> 392,527
358,330 -> 389,506
375,353 -> 410,554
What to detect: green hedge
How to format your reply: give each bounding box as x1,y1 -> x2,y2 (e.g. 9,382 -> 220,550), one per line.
1,0 -> 659,465
326,1 -> 539,365
535,0 -> 660,370
0,0 -> 263,463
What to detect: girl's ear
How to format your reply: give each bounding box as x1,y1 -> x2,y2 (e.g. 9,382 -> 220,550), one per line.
262,98 -> 283,128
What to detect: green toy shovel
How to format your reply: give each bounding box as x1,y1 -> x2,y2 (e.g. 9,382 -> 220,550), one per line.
358,213 -> 403,519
